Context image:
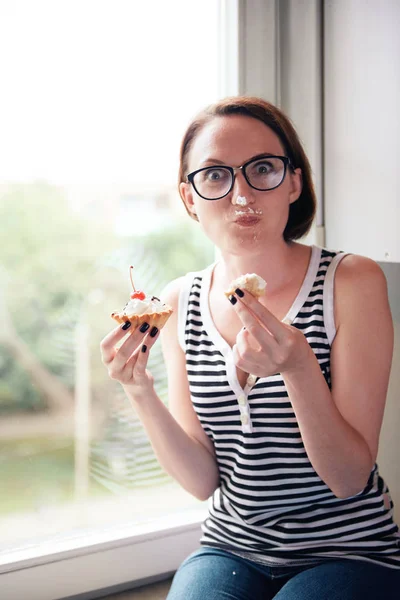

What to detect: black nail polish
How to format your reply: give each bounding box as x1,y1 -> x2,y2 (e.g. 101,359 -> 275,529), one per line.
122,321 -> 131,330
229,295 -> 237,305
150,326 -> 158,338
141,344 -> 147,353
139,322 -> 150,333
235,288 -> 244,298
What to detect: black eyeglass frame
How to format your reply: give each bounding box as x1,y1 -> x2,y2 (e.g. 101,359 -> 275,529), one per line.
186,155 -> 294,201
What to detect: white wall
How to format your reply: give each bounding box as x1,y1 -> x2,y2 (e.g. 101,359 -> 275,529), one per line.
323,0 -> 400,520
324,0 -> 400,262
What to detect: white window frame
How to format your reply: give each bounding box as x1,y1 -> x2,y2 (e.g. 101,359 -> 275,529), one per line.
1,2 -> 324,597
1,510 -> 206,600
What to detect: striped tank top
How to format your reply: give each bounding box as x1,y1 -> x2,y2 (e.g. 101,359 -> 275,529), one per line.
178,246 -> 400,569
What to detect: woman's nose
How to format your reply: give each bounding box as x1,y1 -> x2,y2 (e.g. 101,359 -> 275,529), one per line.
230,169 -> 254,202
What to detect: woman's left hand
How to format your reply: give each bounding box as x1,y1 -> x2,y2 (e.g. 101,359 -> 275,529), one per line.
228,289 -> 312,377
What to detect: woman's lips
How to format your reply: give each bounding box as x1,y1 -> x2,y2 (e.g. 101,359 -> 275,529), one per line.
234,214 -> 261,226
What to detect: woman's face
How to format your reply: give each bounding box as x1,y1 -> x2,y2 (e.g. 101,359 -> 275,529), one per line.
180,115 -> 302,253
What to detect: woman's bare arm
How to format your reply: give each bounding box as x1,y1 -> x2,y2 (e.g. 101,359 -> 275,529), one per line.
100,276 -> 219,501
155,277 -> 219,499
124,385 -> 219,501
281,255 -> 393,497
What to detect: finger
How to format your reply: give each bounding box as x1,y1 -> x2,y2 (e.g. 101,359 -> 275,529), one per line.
129,341 -> 151,377
229,289 -> 288,342
232,342 -> 262,375
111,322 -> 153,371
228,295 -> 276,345
236,326 -> 263,353
132,327 -> 161,375
234,327 -> 276,370
100,321 -> 137,364
125,325 -> 160,366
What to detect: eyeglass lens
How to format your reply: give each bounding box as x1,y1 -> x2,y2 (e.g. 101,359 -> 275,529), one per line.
193,156 -> 286,200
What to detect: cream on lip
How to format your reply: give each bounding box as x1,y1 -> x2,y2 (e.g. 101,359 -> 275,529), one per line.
232,196 -> 263,219
234,208 -> 263,216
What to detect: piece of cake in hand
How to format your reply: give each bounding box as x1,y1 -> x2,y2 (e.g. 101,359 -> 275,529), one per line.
224,273 -> 267,299
111,266 -> 173,329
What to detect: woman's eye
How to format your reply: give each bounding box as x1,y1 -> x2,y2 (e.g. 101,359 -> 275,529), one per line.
255,162 -> 272,173
207,169 -> 223,181
206,169 -> 225,181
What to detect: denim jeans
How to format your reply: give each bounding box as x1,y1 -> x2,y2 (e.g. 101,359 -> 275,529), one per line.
166,546 -> 400,600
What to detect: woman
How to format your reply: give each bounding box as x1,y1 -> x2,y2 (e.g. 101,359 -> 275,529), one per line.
100,97 -> 400,598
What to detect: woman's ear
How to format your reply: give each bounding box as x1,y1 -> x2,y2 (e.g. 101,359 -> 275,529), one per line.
289,168 -> 302,204
179,182 -> 197,217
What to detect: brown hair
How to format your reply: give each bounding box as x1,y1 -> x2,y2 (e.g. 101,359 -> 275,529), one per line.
178,96 -> 316,241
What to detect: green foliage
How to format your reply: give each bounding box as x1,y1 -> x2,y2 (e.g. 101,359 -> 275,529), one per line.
0,182 -> 214,413
139,221 -> 215,282
0,181 -> 111,309
0,437 -> 110,514
0,182 -> 216,507
0,439 -> 75,514
0,358 -> 43,413
0,182 -> 115,411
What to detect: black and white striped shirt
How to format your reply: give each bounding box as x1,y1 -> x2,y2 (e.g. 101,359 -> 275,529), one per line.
178,246 -> 400,569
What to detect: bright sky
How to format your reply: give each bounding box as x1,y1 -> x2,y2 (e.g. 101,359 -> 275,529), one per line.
0,0 -> 220,185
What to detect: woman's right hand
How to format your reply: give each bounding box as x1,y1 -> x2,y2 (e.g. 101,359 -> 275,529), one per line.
100,321 -> 160,397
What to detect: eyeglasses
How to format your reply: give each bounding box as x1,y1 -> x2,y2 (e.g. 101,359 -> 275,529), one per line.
186,155 -> 293,201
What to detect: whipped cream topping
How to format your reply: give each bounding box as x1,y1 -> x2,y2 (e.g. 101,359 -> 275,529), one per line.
123,296 -> 166,316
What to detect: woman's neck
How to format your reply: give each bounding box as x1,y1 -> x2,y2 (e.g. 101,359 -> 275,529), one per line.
215,241 -> 311,294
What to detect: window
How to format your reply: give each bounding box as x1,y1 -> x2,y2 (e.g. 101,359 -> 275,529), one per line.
0,0 -> 221,595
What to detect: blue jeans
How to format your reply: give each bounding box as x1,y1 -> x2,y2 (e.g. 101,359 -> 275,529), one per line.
166,547 -> 400,599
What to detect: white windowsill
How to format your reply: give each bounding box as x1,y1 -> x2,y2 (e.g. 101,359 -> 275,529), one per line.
0,508 -> 207,600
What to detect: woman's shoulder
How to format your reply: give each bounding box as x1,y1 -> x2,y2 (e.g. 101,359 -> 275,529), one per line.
334,253 -> 387,290
160,263 -> 215,311
316,245 -> 387,287
333,253 -> 390,326
160,276 -> 186,312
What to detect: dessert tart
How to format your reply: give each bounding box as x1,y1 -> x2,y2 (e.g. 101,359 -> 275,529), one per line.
111,266 -> 173,329
224,273 -> 267,299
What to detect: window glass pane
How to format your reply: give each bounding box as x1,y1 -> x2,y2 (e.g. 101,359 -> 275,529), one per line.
0,0 -> 219,550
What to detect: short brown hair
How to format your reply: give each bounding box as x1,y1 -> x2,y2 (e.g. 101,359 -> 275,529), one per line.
178,96 -> 316,241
